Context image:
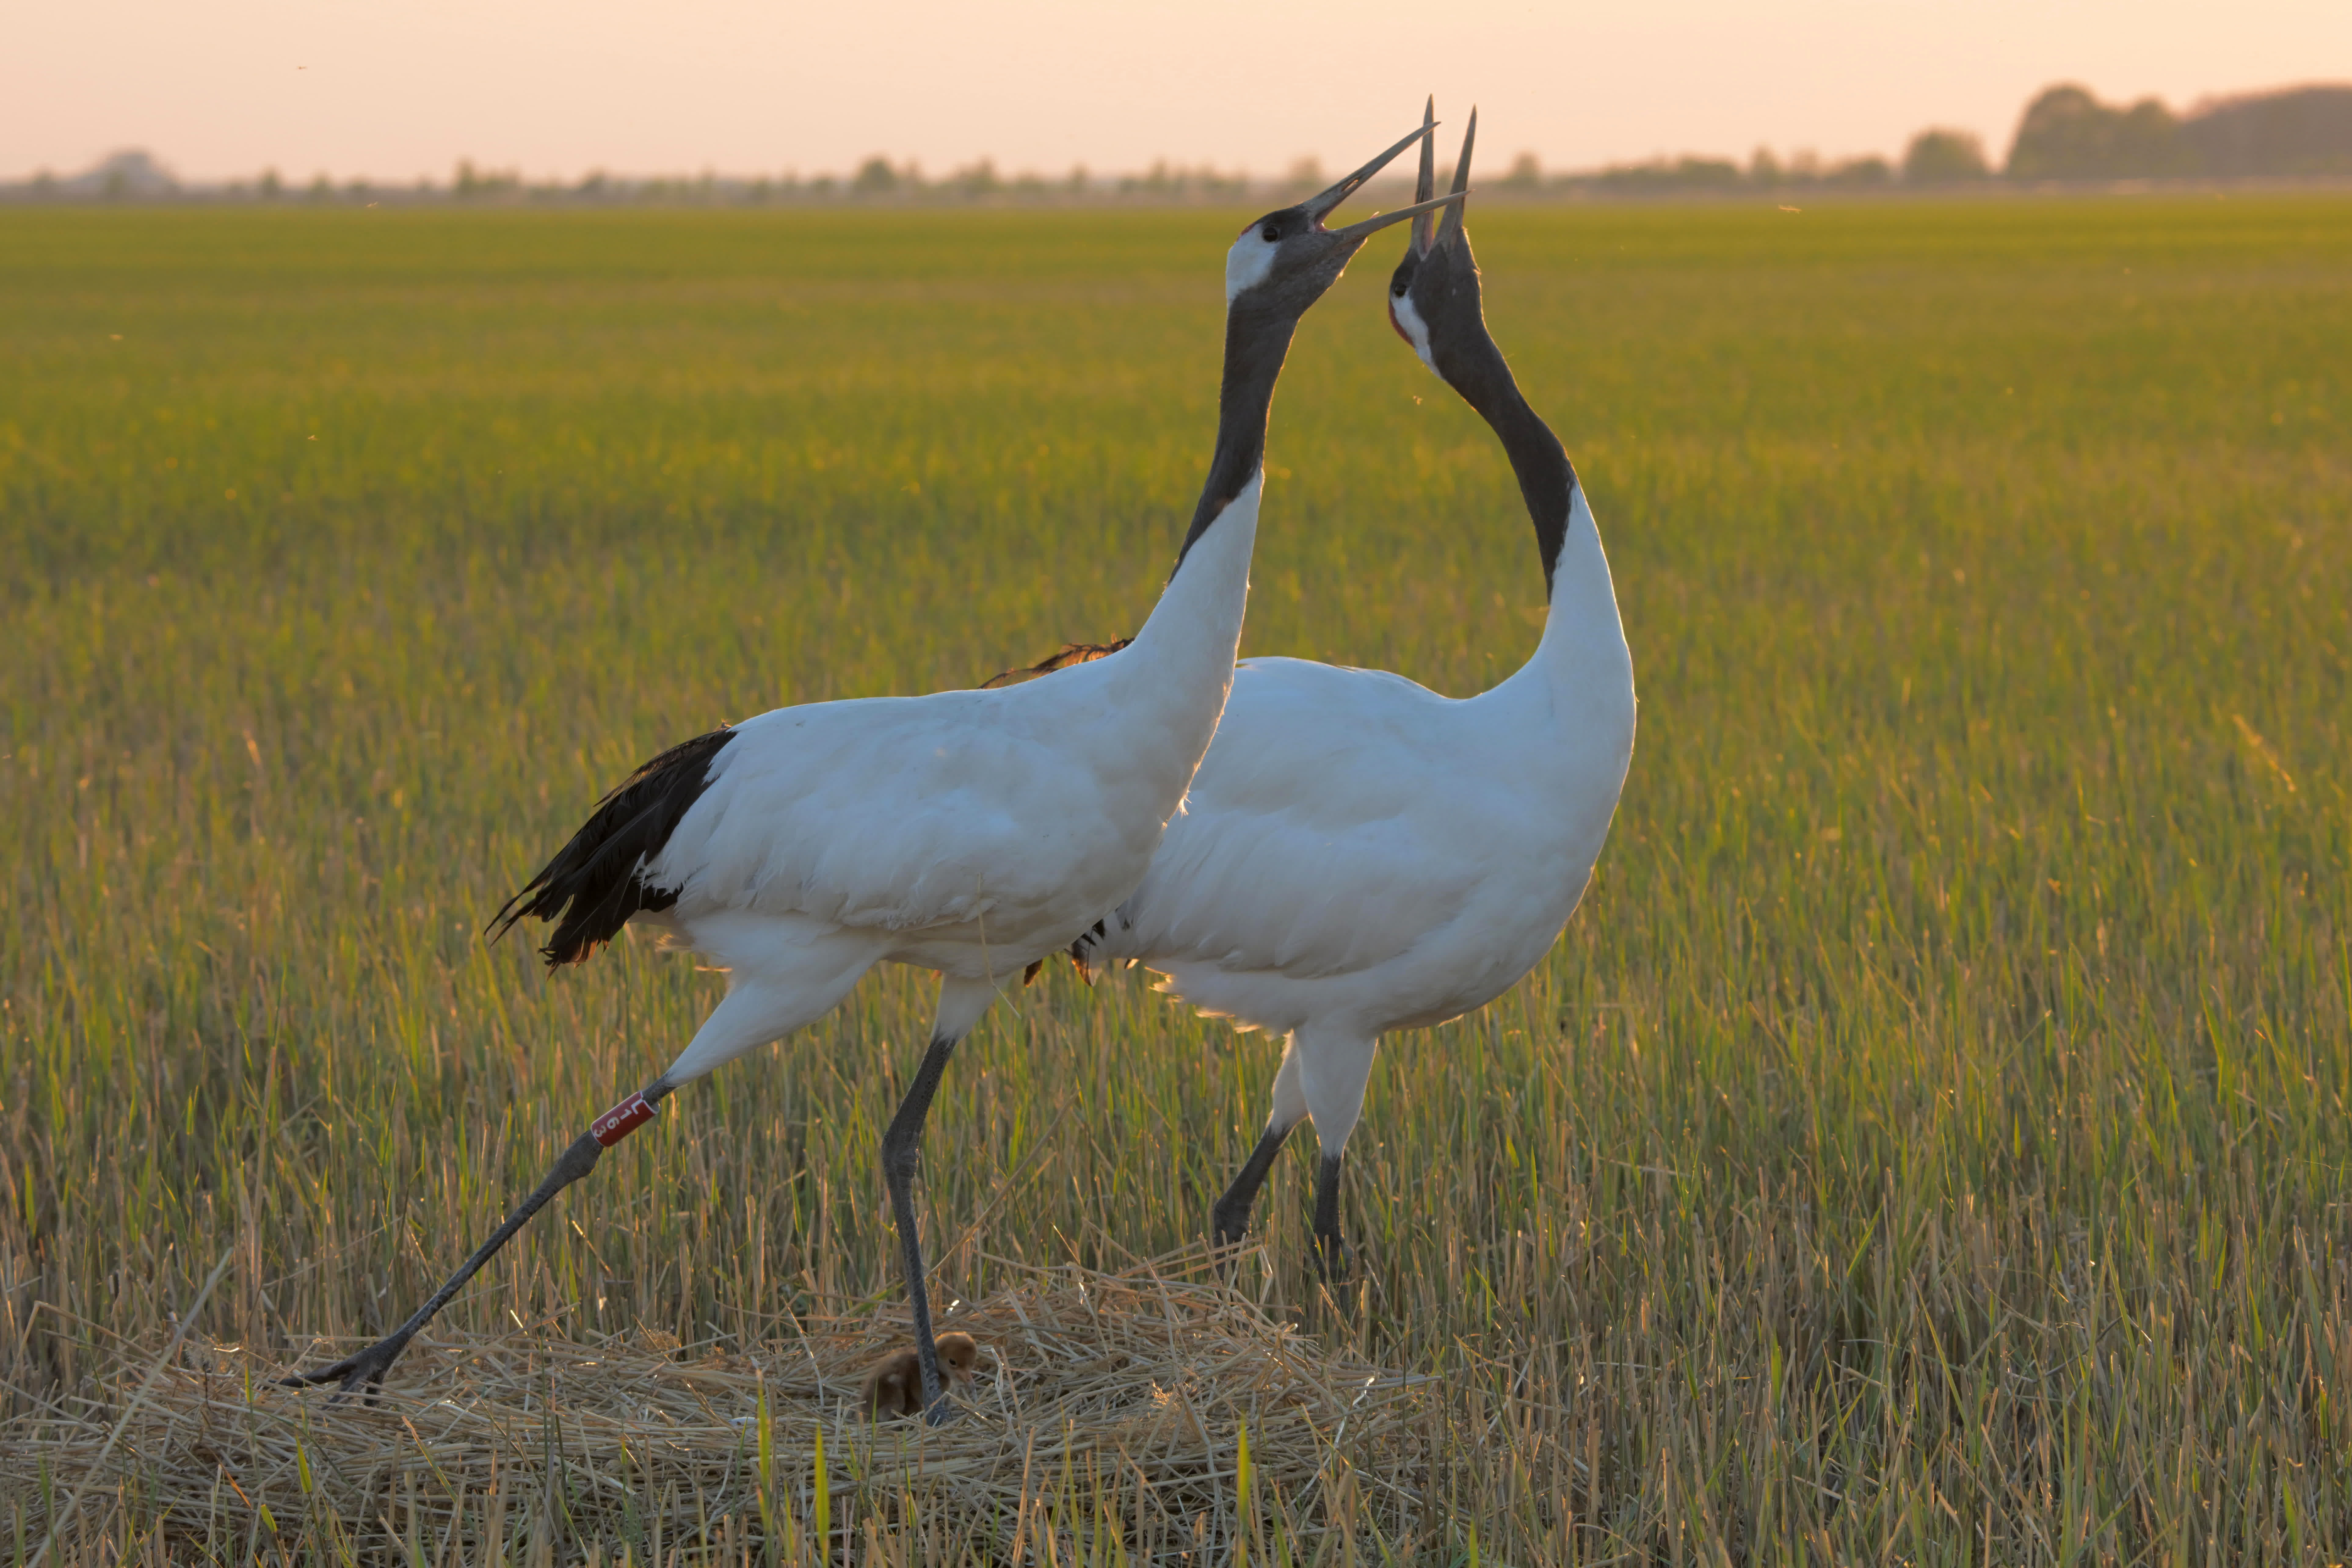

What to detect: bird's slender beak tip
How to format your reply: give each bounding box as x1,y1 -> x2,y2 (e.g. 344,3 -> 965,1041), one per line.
1332,187 -> 1470,244
1412,97 -> 1439,256
1437,110 -> 1477,249
1302,119 -> 1441,227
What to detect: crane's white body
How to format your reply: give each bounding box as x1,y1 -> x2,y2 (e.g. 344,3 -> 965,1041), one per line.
650,477 -> 1261,1084
1089,453 -> 1634,1164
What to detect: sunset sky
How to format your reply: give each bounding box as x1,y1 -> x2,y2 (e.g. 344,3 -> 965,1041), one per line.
8,0 -> 2345,184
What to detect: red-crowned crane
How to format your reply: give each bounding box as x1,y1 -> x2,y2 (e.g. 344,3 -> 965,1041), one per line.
1073,110 -> 1637,1275
281,125 -> 1464,1421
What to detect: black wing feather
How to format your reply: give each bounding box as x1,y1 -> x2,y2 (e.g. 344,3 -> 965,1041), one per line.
488,726 -> 736,967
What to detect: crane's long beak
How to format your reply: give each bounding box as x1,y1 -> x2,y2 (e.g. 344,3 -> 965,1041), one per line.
1328,186 -> 1469,242
1412,96 -> 1438,257
1304,121 -> 1438,228
1436,108 -> 1477,249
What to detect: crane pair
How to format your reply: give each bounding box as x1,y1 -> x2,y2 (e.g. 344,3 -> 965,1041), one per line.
288,103 -> 1635,1425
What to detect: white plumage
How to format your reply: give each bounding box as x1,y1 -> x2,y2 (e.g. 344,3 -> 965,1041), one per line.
1080,112 -> 1638,1269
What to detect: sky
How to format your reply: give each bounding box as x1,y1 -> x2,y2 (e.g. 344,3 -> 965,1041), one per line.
7,0 -> 2347,185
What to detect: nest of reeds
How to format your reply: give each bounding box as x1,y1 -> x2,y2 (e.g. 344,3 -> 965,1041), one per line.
5,1246 -> 1434,1563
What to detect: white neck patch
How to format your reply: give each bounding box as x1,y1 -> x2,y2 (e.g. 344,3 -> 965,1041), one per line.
1225,232 -> 1277,302
1390,290 -> 1437,373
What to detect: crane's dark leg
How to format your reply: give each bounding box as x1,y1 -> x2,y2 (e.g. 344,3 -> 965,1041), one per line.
1210,1122 -> 1295,1247
282,1080 -> 673,1398
1215,1033 -> 1309,1249
1311,1149 -> 1350,1281
880,1031 -> 964,1424
878,975 -> 1000,1424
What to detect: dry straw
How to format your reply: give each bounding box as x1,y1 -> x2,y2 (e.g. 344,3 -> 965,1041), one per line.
5,1245 -> 1434,1563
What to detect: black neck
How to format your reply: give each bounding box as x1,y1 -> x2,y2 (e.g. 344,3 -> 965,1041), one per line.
1171,295 -> 1300,573
1443,335 -> 1577,598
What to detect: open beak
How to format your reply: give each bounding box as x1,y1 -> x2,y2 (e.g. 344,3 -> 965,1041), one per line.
1304,118 -> 1470,241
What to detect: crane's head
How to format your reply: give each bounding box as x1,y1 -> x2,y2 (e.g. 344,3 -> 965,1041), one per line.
1387,102 -> 1483,380
1223,119 -> 1468,319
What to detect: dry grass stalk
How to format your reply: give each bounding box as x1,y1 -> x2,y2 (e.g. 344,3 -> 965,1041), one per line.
3,1246 -> 1431,1563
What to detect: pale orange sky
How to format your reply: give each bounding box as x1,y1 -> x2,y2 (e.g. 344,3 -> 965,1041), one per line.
7,0 -> 2346,184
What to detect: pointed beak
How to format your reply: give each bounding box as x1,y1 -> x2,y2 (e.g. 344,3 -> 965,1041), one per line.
1302,119 -> 1437,229
1436,108 -> 1476,249
1327,185 -> 1468,244
1412,96 -> 1438,257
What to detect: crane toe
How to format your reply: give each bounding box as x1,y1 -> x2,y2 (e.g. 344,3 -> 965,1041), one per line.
281,1329 -> 414,1402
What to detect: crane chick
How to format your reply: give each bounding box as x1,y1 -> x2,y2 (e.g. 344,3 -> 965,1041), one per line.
863,1331 -> 980,1418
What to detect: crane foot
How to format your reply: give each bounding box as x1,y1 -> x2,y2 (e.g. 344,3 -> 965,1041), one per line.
280,1329 -> 415,1402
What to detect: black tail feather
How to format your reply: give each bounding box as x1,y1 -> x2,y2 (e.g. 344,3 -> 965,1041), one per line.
488,726 -> 736,968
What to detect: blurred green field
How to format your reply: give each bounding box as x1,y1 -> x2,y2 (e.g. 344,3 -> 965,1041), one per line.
2,196 -> 2348,1562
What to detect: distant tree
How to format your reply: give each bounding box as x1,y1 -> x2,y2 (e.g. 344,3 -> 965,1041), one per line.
1824,155 -> 1893,187
2006,84 -> 2190,178
259,167 -> 283,198
2009,85 -> 2097,176
2114,99 -> 2189,173
452,160 -> 520,199
851,156 -> 899,196
1503,152 -> 1541,189
307,173 -> 333,201
74,149 -> 178,199
1593,156 -> 1741,196
1903,129 -> 1990,184
952,159 -> 1002,198
2180,84 -> 2352,175
1748,147 -> 1784,188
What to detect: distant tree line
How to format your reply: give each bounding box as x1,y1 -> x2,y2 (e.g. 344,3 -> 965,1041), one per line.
8,82 -> 2349,206
1541,82 -> 2352,195
2008,83 -> 2352,179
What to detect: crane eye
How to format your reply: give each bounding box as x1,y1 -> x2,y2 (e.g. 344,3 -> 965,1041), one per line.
1392,279 -> 1407,296
1260,223 -> 1280,243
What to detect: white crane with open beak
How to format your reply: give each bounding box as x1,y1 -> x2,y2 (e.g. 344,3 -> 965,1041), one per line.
282,124 -> 1465,1420
1075,107 -> 1638,1276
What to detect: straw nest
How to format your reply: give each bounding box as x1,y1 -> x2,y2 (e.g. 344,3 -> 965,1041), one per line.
5,1246 -> 1435,1563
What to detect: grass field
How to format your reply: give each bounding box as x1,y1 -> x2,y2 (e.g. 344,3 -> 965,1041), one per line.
2,195 -> 2348,1562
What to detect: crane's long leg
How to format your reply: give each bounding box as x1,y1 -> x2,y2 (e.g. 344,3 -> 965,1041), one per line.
281,1079 -> 673,1397
880,976 -> 999,1424
1211,1124 -> 1294,1247
1311,1150 -> 1349,1280
1210,1033 -> 1308,1247
1294,1026 -> 1379,1282
285,938 -> 881,1400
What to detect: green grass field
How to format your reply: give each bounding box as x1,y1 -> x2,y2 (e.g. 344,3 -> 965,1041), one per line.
2,195 -> 2348,1562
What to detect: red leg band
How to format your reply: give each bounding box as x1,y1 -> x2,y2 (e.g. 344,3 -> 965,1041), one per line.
590,1091 -> 658,1147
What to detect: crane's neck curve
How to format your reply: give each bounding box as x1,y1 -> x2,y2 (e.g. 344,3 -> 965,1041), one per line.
1431,311 -> 1630,731
1440,334 -> 1576,599
1171,294 -> 1299,576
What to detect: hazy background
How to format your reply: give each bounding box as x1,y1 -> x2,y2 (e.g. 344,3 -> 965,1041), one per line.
7,0 -> 2347,184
